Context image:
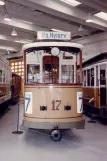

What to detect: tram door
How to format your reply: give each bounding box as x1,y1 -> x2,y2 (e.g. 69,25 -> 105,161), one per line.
100,64 -> 106,106
43,56 -> 59,83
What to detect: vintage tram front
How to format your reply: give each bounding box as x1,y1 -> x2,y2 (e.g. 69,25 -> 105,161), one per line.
22,32 -> 85,141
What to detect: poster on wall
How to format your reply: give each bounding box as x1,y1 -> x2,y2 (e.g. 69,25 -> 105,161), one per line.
27,64 -> 40,83
25,92 -> 32,114
77,92 -> 83,113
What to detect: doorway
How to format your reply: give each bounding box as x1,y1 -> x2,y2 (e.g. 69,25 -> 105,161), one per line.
43,56 -> 59,84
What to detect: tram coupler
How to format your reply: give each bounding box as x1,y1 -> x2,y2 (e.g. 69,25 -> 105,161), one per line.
50,127 -> 62,142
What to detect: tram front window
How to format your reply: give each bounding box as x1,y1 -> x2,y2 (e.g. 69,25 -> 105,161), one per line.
61,65 -> 74,83
27,64 -> 40,83
25,46 -> 82,85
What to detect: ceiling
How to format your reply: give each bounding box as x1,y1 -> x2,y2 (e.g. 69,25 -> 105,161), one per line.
0,0 -> 107,59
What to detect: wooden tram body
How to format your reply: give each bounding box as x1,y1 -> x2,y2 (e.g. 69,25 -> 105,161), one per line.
0,56 -> 21,113
11,73 -> 21,104
82,53 -> 107,118
22,38 -> 85,141
0,56 -> 12,113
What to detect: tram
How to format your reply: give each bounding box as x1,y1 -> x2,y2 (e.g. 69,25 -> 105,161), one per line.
11,73 -> 21,105
0,56 -> 12,113
82,53 -> 107,119
22,31 -> 85,141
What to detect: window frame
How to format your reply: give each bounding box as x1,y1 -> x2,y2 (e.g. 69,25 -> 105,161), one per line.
24,48 -> 82,85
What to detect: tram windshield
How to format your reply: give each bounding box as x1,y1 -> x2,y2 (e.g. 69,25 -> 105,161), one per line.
25,46 -> 82,84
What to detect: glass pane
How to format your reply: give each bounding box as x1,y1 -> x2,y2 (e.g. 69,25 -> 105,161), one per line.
87,69 -> 90,86
0,70 -> 2,82
84,70 -> 86,86
96,66 -> 98,86
91,68 -> 94,86
61,65 -> 74,83
27,64 -> 40,83
19,69 -> 21,72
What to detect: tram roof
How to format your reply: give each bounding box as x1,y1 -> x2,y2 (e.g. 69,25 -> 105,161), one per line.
22,41 -> 83,53
82,52 -> 107,68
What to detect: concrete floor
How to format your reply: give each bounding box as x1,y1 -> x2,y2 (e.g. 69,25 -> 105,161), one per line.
0,103 -> 107,161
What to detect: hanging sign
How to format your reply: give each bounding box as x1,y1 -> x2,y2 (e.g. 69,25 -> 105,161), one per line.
37,31 -> 71,40
77,92 -> 83,113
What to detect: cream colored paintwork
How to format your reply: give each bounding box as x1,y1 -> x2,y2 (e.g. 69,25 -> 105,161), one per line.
24,85 -> 83,121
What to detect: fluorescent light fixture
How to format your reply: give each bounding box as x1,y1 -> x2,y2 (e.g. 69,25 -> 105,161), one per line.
51,28 -> 64,32
94,12 -> 107,21
15,38 -> 20,43
86,12 -> 93,23
0,0 -> 5,5
14,18 -> 33,24
60,0 -> 81,7
4,14 -> 11,21
22,20 -> 33,24
15,38 -> 32,44
11,28 -> 17,36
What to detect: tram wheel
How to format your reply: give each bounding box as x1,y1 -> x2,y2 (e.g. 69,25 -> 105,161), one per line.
50,129 -> 62,142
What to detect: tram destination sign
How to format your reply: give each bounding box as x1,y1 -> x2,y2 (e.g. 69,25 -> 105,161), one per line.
37,31 -> 71,40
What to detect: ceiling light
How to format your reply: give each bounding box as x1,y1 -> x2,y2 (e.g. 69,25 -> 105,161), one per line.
94,12 -> 107,21
78,25 -> 84,32
11,29 -> 17,36
14,18 -> 33,24
0,0 -> 5,5
15,38 -> 20,43
60,0 -> 81,7
21,20 -> 33,24
4,14 -> 11,21
51,28 -> 64,32
86,12 -> 93,23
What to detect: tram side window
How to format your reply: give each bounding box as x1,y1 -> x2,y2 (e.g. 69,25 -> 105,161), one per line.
87,69 -> 90,86
96,66 -> 98,86
27,64 -> 40,83
83,70 -> 86,86
0,70 -> 2,82
61,65 -> 74,83
2,69 -> 5,83
91,68 -> 94,86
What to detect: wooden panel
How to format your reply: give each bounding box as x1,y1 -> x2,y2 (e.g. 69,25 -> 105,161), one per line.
83,87 -> 94,106
24,87 -> 82,119
95,88 -> 100,108
83,87 -> 100,108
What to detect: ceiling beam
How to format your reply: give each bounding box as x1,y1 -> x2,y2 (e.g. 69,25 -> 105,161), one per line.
0,45 -> 18,51
78,0 -> 107,13
26,0 -> 107,30
8,0 -> 106,31
0,2 -> 83,34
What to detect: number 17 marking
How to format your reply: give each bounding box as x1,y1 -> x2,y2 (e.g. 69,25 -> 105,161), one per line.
52,100 -> 61,110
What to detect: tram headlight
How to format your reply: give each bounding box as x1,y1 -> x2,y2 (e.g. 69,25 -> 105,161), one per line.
64,105 -> 71,111
40,106 -> 47,111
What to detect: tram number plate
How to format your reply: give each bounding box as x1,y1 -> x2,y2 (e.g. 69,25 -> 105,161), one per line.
52,100 -> 61,110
